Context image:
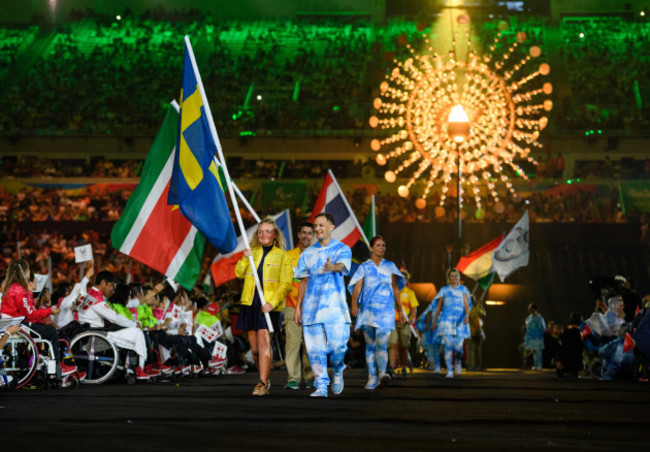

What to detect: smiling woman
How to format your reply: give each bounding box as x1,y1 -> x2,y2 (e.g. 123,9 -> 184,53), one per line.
348,236 -> 406,389
235,217 -> 292,396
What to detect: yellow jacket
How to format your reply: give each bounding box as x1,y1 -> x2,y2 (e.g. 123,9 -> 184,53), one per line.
235,246 -> 293,311
284,246 -> 302,309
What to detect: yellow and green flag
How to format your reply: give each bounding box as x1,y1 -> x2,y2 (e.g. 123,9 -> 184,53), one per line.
167,40 -> 237,255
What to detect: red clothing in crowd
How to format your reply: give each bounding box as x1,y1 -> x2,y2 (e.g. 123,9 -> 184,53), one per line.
0,282 -> 52,322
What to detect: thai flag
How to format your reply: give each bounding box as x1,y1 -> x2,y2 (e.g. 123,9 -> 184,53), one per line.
309,170 -> 368,247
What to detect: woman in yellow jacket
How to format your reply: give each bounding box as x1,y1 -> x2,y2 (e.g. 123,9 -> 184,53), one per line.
235,217 -> 292,396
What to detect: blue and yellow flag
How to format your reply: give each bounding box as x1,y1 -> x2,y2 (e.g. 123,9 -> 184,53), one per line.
168,41 -> 237,255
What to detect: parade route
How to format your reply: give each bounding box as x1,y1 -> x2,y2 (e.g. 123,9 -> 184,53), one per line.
2,368 -> 649,451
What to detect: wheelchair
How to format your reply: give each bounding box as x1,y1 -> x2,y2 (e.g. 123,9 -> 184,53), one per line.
69,329 -> 153,385
1,328 -> 38,390
69,330 -> 120,384
1,325 -> 80,390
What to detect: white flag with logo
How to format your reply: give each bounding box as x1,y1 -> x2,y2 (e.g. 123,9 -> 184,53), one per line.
74,244 -> 93,263
493,210 -> 529,282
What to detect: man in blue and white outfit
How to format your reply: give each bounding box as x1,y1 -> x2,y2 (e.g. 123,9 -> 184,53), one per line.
294,213 -> 352,398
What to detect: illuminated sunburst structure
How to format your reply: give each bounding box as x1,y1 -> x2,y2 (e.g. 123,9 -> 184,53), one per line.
370,24 -> 553,210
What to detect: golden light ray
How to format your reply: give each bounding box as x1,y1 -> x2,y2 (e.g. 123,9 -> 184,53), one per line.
370,18 -> 552,210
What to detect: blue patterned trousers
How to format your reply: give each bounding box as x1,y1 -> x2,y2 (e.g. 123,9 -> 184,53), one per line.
360,326 -> 392,378
303,322 -> 350,391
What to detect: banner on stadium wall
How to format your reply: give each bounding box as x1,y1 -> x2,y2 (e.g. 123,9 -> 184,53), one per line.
619,181 -> 650,214
260,181 -> 309,212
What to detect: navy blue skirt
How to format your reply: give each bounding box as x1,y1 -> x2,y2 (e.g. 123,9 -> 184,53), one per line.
236,297 -> 281,332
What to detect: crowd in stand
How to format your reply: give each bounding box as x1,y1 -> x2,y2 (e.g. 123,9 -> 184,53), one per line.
0,26 -> 38,70
0,176 -> 631,225
3,153 -> 650,182
1,11 -> 647,135
573,156 -> 650,180
559,17 -> 650,131
0,157 -> 139,179
0,152 -> 637,225
0,14 -> 378,135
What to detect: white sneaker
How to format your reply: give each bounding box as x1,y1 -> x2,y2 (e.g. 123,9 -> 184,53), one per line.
446,371 -> 454,379
331,373 -> 344,395
379,373 -> 391,388
454,363 -> 462,375
310,388 -> 328,398
433,366 -> 441,373
364,376 -> 378,390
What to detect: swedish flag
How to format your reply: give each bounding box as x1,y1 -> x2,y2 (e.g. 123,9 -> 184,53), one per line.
168,42 -> 237,255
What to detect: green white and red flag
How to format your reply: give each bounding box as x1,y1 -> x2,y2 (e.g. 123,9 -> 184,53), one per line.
111,103 -> 205,290
456,235 -> 504,289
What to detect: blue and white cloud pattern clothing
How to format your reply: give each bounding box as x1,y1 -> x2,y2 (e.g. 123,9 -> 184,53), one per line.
348,259 -> 405,330
295,239 -> 352,325
416,299 -> 441,346
433,285 -> 471,338
524,313 -> 546,351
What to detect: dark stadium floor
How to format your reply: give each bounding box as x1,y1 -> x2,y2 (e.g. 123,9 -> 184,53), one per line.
1,368 -> 649,451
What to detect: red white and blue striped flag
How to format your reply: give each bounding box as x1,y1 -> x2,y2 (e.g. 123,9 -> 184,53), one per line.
308,170 -> 368,247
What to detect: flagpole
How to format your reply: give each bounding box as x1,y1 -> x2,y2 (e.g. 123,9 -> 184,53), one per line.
327,169 -> 369,243
216,160 -> 261,223
371,194 -> 376,236
284,209 -> 294,249
184,36 -> 274,333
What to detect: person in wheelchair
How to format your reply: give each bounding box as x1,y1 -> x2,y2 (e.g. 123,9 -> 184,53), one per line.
134,283 -> 174,375
603,296 -> 626,337
52,264 -> 94,338
132,284 -> 210,375
194,296 -> 229,372
79,270 -> 157,380
0,258 -> 77,378
162,288 -> 212,374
